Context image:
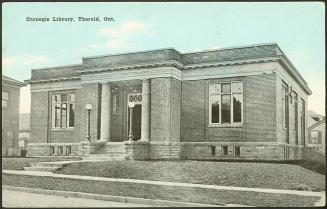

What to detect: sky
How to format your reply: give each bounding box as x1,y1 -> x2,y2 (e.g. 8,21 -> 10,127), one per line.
2,2 -> 325,115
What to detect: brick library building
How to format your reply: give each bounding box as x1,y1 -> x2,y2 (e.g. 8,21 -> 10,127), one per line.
26,43 -> 311,160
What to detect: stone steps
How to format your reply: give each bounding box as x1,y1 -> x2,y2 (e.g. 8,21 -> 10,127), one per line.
82,155 -> 125,161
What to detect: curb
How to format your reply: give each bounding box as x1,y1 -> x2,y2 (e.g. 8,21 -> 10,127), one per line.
3,185 -> 226,207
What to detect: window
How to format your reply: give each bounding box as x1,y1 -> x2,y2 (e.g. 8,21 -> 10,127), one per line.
2,91 -> 9,108
293,91 -> 298,144
209,82 -> 243,125
58,146 -> 63,155
52,93 -> 75,128
50,146 -> 55,155
310,130 -> 322,145
66,146 -> 72,155
211,146 -> 216,156
222,146 -> 228,156
234,147 -> 240,157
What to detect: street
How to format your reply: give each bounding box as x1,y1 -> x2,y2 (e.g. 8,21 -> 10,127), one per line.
2,189 -> 153,208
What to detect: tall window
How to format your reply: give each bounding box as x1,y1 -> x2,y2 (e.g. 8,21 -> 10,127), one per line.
282,82 -> 289,143
52,93 -> 75,128
293,91 -> 298,145
209,82 -> 243,124
2,91 -> 9,108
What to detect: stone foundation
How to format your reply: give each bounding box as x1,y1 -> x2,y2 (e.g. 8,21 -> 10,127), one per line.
27,143 -> 81,157
27,141 -> 302,160
181,142 -> 302,160
2,147 -> 20,157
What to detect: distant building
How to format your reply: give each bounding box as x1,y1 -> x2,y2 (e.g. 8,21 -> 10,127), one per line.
26,43 -> 312,160
307,110 -> 325,154
19,113 -> 30,154
2,75 -> 26,156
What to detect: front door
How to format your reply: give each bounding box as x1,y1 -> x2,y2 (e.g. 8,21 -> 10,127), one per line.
127,94 -> 142,141
128,104 -> 142,140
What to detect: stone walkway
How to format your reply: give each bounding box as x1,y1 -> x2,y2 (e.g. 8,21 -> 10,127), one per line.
3,189 -> 152,208
3,169 -> 324,198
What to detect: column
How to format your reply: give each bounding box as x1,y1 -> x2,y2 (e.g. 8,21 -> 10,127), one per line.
141,79 -> 150,141
128,105 -> 134,141
100,83 -> 110,141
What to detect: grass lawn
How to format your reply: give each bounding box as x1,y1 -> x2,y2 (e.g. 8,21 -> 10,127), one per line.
55,160 -> 325,192
2,174 -> 321,207
2,157 -> 81,170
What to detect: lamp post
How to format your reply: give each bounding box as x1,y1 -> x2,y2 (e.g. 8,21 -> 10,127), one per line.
128,102 -> 135,141
85,104 -> 92,142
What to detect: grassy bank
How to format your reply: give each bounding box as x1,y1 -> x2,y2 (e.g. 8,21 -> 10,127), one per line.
55,160 -> 325,192
2,174 -> 321,207
2,157 -> 81,170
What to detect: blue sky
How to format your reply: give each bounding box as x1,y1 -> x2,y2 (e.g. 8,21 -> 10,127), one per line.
2,2 -> 325,114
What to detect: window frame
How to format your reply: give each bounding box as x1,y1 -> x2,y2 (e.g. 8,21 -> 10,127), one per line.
51,91 -> 76,130
310,130 -> 321,145
209,81 -> 243,127
2,91 -> 10,109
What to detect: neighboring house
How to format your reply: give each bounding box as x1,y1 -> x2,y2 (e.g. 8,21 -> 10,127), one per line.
2,75 -> 26,156
25,43 -> 312,160
307,110 -> 325,154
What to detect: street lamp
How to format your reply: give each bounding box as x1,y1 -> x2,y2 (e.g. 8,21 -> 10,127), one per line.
85,104 -> 92,142
128,102 -> 135,141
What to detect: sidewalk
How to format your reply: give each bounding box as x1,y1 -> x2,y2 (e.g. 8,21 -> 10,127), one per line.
3,169 -> 324,198
3,188 -> 152,208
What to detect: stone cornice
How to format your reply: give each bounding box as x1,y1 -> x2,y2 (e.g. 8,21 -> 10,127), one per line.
183,57 -> 280,70
276,56 -> 312,95
25,76 -> 81,84
77,60 -> 184,74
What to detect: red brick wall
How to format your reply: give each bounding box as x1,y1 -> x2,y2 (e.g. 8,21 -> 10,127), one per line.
151,78 -> 172,142
150,78 -> 181,143
80,83 -> 101,142
181,73 -> 277,143
181,80 -> 206,142
30,91 -> 49,143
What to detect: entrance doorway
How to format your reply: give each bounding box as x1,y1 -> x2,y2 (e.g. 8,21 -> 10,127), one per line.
128,104 -> 142,140
127,93 -> 142,141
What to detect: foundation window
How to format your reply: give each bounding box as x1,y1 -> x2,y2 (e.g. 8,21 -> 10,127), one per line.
222,146 -> 228,156
234,146 -> 240,157
58,146 -> 64,155
66,146 -> 72,155
50,146 -> 55,155
211,146 -> 216,156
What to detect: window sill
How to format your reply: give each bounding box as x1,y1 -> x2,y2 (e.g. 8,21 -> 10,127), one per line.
209,123 -> 243,128
51,128 -> 75,131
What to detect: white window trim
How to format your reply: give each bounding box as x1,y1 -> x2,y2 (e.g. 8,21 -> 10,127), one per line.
2,91 -> 10,109
51,92 -> 75,130
209,81 -> 243,127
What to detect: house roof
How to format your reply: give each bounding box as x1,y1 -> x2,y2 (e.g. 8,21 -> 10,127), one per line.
308,117 -> 326,130
2,75 -> 26,87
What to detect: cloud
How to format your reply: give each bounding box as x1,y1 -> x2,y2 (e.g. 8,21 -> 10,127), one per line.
77,44 -> 102,53
2,57 -> 17,67
105,39 -> 142,51
99,21 -> 148,37
105,40 -> 129,49
22,55 -> 51,65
